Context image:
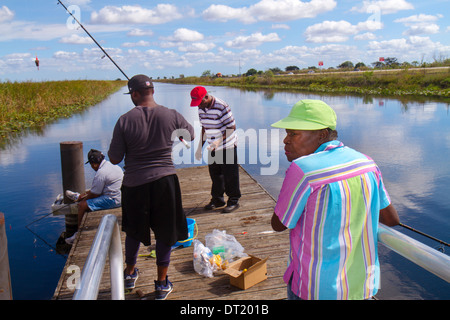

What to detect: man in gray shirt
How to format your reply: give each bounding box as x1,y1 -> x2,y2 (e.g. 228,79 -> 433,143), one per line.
108,74 -> 194,300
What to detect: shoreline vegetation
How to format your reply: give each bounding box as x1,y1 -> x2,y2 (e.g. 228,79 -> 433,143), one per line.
1,68 -> 448,148
158,67 -> 450,99
0,80 -> 125,148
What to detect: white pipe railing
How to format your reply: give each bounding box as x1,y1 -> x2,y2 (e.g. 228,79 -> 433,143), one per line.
378,224 -> 450,283
73,214 -> 124,300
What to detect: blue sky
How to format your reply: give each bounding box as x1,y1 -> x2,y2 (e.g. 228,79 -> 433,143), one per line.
1,0 -> 449,82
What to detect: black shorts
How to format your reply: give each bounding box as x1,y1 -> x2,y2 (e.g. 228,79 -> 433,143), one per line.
121,174 -> 188,247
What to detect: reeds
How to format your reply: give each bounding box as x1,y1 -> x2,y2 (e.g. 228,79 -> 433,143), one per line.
0,80 -> 125,148
161,68 -> 450,98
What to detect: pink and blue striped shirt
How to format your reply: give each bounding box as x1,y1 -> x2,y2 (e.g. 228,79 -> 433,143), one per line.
275,141 -> 391,300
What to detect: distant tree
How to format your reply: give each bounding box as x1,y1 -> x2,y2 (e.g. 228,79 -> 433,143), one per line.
201,70 -> 212,77
371,61 -> 384,68
384,57 -> 399,68
285,65 -> 299,71
269,67 -> 282,74
355,62 -> 366,69
264,70 -> 274,78
245,68 -> 258,76
338,61 -> 354,69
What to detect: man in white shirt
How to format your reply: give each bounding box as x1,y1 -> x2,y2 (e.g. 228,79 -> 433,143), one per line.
65,149 -> 123,244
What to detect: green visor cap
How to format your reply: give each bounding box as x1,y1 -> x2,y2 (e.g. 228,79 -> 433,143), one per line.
271,99 -> 337,130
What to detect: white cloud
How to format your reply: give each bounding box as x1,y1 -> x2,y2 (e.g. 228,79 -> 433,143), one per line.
394,14 -> 442,24
225,32 -> 281,48
203,0 -> 337,24
59,34 -> 93,44
403,24 -> 439,36
395,14 -> 442,36
367,36 -> 450,60
122,40 -> 150,48
178,42 -> 216,53
0,21 -> 72,41
0,6 -> 14,23
53,50 -> 78,60
270,43 -> 359,66
304,20 -> 382,43
90,4 -> 182,25
127,29 -> 154,37
272,24 -> 290,30
354,32 -> 377,41
67,0 -> 91,5
162,28 -> 204,42
351,0 -> 414,15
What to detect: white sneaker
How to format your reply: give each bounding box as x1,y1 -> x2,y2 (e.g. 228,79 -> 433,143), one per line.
65,231 -> 78,245
65,190 -> 80,202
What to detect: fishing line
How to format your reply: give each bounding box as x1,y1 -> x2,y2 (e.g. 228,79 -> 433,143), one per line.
25,203 -> 75,258
25,202 -> 74,229
399,223 -> 449,251
57,0 -> 130,80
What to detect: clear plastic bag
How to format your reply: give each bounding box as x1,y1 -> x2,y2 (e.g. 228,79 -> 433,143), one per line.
192,239 -> 216,278
205,229 -> 247,262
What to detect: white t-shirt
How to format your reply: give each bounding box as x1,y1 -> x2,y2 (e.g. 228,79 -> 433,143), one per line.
90,159 -> 123,204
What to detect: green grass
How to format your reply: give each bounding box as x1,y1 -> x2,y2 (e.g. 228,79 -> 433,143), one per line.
0,80 -> 125,148
160,68 -> 450,99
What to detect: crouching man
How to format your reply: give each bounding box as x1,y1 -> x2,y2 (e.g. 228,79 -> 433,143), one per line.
65,149 -> 123,244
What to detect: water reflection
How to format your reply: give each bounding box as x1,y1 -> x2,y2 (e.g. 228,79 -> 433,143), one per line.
1,83 -> 449,299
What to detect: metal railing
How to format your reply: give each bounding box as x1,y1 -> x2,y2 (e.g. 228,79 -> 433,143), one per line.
73,214 -> 124,300
379,224 -> 450,283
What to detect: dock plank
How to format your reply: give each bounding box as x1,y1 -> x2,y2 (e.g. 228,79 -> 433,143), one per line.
52,165 -> 289,300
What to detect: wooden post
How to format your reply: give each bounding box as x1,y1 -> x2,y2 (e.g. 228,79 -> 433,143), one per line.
60,141 -> 85,236
0,212 -> 13,300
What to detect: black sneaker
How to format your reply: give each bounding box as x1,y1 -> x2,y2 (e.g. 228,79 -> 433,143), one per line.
204,201 -> 226,210
222,203 -> 240,213
124,268 -> 139,290
154,276 -> 173,300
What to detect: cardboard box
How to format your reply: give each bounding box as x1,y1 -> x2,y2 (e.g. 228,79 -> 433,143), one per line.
223,255 -> 268,289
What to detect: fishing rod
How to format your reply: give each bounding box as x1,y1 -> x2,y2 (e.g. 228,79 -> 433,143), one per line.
57,0 -> 130,80
57,1 -> 192,149
399,223 -> 449,249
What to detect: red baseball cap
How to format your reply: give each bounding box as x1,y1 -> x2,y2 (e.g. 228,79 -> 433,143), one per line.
190,86 -> 207,107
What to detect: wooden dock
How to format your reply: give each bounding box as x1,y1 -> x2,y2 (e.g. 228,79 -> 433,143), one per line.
53,165 -> 289,300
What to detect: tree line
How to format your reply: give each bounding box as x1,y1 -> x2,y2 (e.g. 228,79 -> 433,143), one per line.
240,56 -> 450,77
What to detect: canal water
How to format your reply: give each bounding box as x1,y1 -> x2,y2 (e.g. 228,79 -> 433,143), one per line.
0,82 -> 449,300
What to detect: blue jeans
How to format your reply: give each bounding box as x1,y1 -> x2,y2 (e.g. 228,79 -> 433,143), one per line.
86,195 -> 120,211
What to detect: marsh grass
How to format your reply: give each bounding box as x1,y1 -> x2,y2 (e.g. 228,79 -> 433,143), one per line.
0,80 -> 125,148
162,68 -> 450,98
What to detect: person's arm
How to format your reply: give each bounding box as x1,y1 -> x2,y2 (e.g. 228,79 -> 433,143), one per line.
79,190 -> 100,201
108,120 -> 125,165
271,213 -> 287,232
195,126 -> 206,160
109,156 -> 121,165
379,204 -> 400,226
208,125 -> 236,151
